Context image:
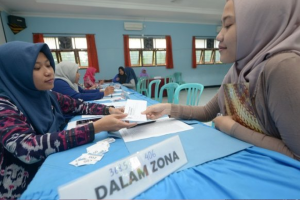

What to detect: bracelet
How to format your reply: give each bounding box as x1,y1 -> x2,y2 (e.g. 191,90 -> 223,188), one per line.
104,106 -> 115,115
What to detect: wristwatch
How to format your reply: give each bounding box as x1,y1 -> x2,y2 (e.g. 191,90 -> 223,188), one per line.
104,106 -> 115,115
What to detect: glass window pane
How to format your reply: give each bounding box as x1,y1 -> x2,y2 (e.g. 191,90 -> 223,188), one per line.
130,51 -> 140,66
129,38 -> 144,49
204,50 -> 213,64
154,39 -> 166,49
195,39 -> 206,48
196,50 -> 201,64
61,51 -> 76,63
75,37 -> 87,49
156,51 -> 166,65
44,37 -> 57,49
142,51 -> 153,65
215,50 -> 221,63
214,40 -> 219,48
51,52 -> 59,65
79,51 -> 88,66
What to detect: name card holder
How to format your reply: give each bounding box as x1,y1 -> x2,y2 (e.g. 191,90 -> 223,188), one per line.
59,135 -> 187,199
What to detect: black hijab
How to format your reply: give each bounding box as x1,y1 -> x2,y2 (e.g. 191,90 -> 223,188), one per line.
118,66 -> 127,84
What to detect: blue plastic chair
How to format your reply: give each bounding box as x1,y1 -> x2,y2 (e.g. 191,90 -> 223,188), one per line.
147,79 -> 161,101
164,74 -> 174,85
173,72 -> 185,85
158,82 -> 179,103
173,83 -> 204,105
136,77 -> 148,96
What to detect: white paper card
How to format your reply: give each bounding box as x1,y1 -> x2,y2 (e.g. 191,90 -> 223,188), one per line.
59,135 -> 187,199
120,118 -> 193,142
123,99 -> 147,121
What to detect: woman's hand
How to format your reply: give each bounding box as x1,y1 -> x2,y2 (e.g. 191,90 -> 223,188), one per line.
98,80 -> 105,85
213,115 -> 236,134
116,77 -> 120,81
109,107 -> 124,114
89,84 -> 97,90
141,103 -> 171,120
93,114 -> 136,133
104,86 -> 114,96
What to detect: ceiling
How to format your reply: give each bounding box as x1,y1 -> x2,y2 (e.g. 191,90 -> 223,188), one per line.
0,0 -> 225,24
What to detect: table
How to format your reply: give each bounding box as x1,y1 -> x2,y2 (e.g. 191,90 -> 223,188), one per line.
21,87 -> 300,199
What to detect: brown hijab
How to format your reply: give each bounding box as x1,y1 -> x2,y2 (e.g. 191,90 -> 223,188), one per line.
218,0 -> 300,113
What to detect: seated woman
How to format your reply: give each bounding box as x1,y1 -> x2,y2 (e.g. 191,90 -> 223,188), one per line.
83,67 -> 104,89
112,66 -> 127,84
53,61 -> 114,101
139,67 -> 149,78
123,67 -> 138,90
143,0 -> 300,161
0,41 -> 136,198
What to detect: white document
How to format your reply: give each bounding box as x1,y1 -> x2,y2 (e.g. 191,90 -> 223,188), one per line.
119,118 -> 193,142
81,115 -> 103,119
123,99 -> 147,121
93,96 -> 123,102
101,101 -> 127,108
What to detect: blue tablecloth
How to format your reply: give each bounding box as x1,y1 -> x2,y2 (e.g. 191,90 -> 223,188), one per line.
20,87 -> 300,199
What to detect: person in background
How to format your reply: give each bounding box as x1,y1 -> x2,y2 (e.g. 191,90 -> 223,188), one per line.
139,67 -> 149,78
143,0 -> 300,161
53,61 -> 114,101
112,66 -> 127,84
0,41 -> 136,198
83,67 -> 104,89
122,67 -> 138,90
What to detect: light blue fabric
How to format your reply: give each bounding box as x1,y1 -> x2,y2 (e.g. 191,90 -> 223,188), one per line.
125,123 -> 252,171
20,89 -> 300,199
0,41 -> 64,133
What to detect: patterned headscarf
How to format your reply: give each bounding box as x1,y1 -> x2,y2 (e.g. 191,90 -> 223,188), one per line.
83,67 -> 96,85
0,41 -> 64,134
218,0 -> 300,113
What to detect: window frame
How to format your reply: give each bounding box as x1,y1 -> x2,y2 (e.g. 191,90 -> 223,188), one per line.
195,38 -> 222,65
44,36 -> 89,68
129,36 -> 167,68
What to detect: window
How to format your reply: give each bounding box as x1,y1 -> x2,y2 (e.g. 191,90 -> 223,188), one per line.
195,38 -> 221,64
44,37 -> 88,67
129,37 -> 166,67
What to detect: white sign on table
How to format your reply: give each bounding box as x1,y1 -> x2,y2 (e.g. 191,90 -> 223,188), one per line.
58,135 -> 187,199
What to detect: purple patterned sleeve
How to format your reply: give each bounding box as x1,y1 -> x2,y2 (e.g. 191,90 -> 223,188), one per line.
0,97 -> 95,164
52,91 -> 106,115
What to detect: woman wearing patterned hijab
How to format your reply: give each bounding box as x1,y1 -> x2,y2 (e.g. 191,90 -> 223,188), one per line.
53,61 -> 114,101
0,41 -> 135,198
143,0 -> 300,160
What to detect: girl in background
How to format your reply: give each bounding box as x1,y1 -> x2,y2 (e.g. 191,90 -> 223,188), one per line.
83,67 -> 104,89
139,67 -> 149,78
112,66 -> 127,84
53,61 -> 114,101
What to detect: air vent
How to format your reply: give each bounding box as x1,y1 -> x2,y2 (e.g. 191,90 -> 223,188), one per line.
124,22 -> 143,31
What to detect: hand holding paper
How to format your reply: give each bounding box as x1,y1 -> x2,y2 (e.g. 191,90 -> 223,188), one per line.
123,99 -> 148,121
